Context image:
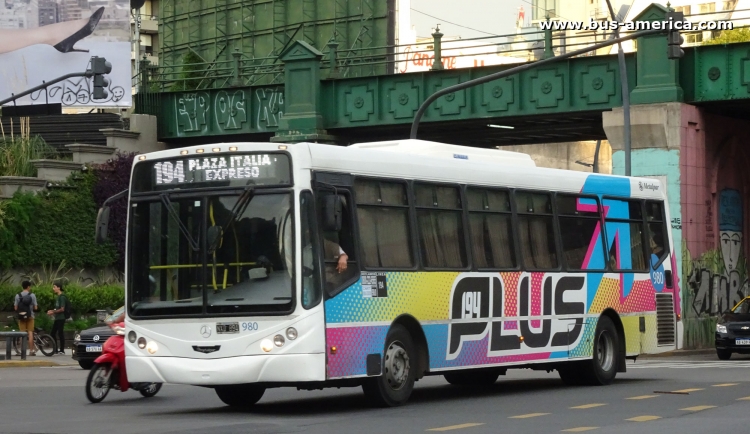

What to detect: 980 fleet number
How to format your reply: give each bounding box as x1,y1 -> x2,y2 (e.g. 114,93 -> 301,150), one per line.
241,322 -> 259,331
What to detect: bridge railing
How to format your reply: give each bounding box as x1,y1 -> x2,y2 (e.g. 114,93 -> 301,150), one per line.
133,7 -> 750,99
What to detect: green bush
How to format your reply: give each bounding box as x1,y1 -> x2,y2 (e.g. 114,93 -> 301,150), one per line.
19,170 -> 117,268
0,283 -> 123,313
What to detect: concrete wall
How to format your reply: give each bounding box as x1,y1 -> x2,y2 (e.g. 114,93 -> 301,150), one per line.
502,140 -> 613,173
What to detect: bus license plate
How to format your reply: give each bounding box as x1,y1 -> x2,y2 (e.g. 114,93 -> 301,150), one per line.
216,323 -> 239,334
86,345 -> 103,352
736,339 -> 750,345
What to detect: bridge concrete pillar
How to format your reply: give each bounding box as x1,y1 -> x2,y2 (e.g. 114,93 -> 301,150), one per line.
604,102 -> 750,349
272,40 -> 338,144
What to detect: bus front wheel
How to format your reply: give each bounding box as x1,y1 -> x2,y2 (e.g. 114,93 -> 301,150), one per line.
362,324 -> 416,407
215,385 -> 265,407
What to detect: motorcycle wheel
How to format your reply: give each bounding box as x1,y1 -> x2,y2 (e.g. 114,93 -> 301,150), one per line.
36,334 -> 57,357
139,383 -> 162,398
86,363 -> 113,403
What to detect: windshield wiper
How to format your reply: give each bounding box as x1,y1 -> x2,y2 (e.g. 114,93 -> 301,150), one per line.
160,193 -> 200,251
222,186 -> 255,234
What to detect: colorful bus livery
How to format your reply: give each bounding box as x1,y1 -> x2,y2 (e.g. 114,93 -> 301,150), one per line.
109,139 -> 679,409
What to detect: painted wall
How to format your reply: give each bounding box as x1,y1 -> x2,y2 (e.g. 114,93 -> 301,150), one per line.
611,104 -> 750,348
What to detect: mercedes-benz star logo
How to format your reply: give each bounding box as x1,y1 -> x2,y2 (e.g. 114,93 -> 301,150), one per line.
93,335 -> 100,342
200,325 -> 211,338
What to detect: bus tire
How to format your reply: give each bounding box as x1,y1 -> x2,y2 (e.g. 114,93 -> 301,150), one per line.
444,370 -> 500,387
362,324 -> 416,407
215,385 -> 265,407
584,315 -> 619,385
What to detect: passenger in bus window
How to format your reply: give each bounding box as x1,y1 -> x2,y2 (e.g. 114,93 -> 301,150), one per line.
324,239 -> 349,274
650,232 -> 665,258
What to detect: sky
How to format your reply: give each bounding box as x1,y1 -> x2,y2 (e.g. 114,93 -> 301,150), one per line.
409,0 -> 528,39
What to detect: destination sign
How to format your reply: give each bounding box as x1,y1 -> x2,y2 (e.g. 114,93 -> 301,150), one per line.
133,153 -> 291,192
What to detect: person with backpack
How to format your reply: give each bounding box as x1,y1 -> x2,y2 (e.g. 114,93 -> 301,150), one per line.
13,281 -> 39,356
46,281 -> 69,355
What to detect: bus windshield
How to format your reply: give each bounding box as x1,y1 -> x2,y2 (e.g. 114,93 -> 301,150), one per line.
128,191 -> 294,317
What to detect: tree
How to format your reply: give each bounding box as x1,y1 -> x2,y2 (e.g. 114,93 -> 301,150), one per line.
703,28 -> 750,46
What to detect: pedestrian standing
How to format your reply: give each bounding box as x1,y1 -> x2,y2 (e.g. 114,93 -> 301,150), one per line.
47,282 -> 68,355
13,281 -> 38,356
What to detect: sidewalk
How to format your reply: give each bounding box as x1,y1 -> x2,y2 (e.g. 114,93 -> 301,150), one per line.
0,353 -> 78,368
638,348 -> 716,358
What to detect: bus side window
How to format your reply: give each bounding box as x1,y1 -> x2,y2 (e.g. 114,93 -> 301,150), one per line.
316,190 -> 359,296
414,183 -> 468,269
354,179 -> 414,268
515,191 -> 558,270
603,198 -> 648,272
646,200 -> 669,268
300,191 -> 322,309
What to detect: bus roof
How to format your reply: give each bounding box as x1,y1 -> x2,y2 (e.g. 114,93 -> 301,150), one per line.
348,140 -> 536,167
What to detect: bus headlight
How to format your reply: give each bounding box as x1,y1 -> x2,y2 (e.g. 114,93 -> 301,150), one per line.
128,331 -> 137,343
146,341 -> 158,354
260,339 -> 273,352
274,334 -> 285,347
286,327 -> 298,340
717,324 -> 727,334
137,337 -> 147,349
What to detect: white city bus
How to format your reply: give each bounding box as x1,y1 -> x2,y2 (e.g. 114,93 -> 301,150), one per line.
95,139 -> 679,407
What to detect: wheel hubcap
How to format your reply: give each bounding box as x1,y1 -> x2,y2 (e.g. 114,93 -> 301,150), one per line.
384,340 -> 410,390
596,330 -> 614,372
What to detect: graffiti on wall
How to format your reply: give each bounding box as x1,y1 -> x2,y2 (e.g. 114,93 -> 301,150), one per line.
684,189 -> 748,318
173,87 -> 285,136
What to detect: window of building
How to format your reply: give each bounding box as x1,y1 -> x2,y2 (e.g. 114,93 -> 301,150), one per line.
674,5 -> 692,15
686,32 -> 704,44
556,194 -> 605,270
515,191 -> 558,269
414,183 -> 467,269
466,188 -> 517,269
699,3 -> 716,13
354,179 -> 414,268
723,0 -> 737,11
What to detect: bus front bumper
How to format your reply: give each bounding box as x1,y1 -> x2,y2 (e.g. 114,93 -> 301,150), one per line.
126,353 -> 326,386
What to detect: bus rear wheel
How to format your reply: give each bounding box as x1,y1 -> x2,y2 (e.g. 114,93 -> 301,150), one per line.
362,324 -> 416,407
215,385 -> 265,408
558,315 -> 619,386
444,370 -> 501,387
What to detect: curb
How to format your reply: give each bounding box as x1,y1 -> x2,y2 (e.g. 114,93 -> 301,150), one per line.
0,360 -> 62,368
639,348 -> 715,358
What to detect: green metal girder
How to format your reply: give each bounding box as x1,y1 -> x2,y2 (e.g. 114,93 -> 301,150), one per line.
140,40 -> 750,142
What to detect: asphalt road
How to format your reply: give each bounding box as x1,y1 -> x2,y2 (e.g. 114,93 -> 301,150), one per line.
2,353 -> 749,434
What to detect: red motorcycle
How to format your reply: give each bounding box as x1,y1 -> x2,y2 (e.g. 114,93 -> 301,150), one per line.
85,322 -> 162,403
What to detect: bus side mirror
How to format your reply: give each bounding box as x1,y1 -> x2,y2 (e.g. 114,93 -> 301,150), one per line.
322,194 -> 342,232
95,206 -> 111,244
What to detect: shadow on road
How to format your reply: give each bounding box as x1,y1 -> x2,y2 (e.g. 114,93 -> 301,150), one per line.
145,376 -> 655,417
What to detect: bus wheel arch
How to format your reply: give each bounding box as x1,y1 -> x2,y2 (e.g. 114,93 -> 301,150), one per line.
600,309 -> 627,373
391,314 -> 430,379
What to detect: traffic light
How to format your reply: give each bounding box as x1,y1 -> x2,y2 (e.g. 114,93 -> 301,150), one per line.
90,56 -> 112,100
666,11 -> 685,60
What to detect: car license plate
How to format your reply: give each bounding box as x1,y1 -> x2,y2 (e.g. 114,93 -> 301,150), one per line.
216,322 -> 239,334
86,345 -> 103,352
735,339 -> 750,345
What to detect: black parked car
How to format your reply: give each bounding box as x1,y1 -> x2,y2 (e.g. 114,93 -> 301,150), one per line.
72,307 -> 123,369
715,297 -> 750,360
